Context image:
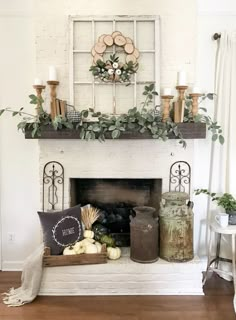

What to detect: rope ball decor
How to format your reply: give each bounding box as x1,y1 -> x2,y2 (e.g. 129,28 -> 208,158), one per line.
89,31 -> 139,84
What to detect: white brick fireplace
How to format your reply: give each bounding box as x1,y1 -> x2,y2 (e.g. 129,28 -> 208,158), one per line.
38,139 -> 205,295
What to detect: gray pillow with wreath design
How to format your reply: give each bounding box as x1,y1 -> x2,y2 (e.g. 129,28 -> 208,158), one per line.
38,205 -> 83,255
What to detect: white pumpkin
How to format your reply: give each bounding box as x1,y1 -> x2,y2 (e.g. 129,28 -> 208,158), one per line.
63,246 -> 77,255
73,241 -> 85,254
107,247 -> 121,260
95,241 -> 102,253
84,244 -> 98,254
81,238 -> 95,247
84,230 -> 94,239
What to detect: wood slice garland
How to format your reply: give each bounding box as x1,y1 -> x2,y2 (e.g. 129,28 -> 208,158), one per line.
90,31 -> 139,84
124,43 -> 135,54
93,54 -> 103,63
112,31 -> 122,38
133,48 -> 140,59
91,47 -> 96,56
126,54 -> 137,64
114,35 -> 126,46
98,34 -> 107,43
94,42 -> 106,54
125,37 -> 133,44
104,35 -> 114,46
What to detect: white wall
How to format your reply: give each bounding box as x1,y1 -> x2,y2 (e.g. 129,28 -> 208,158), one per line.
0,0 -> 40,270
1,0 -> 235,269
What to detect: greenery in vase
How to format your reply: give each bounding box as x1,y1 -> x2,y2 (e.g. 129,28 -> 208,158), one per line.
195,189 -> 236,213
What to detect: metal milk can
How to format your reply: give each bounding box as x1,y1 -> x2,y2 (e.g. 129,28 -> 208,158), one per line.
159,192 -> 193,262
130,206 -> 159,263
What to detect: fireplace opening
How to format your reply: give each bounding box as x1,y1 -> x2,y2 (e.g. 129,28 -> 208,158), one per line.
70,178 -> 162,246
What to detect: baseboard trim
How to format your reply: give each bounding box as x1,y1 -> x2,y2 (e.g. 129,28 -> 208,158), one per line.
2,261 -> 23,271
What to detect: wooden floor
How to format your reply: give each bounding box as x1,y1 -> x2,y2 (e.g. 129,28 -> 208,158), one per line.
0,271 -> 235,320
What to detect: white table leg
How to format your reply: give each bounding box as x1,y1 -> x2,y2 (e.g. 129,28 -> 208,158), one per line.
231,234 -> 236,312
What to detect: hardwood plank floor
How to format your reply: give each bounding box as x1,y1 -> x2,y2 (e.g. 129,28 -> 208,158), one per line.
0,271 -> 234,320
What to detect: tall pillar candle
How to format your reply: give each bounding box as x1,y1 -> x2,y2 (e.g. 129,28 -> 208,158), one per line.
34,78 -> 43,85
49,66 -> 57,81
162,88 -> 172,96
177,71 -> 187,86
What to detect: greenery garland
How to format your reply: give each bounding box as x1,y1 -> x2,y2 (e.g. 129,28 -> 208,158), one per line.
0,84 -> 224,148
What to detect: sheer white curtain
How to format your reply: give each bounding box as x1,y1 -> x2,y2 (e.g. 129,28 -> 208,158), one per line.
207,31 -> 236,280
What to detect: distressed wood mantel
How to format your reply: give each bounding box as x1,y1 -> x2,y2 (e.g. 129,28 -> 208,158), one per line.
24,123 -> 206,140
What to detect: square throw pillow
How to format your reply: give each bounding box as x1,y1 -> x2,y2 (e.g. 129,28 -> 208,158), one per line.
38,204 -> 83,255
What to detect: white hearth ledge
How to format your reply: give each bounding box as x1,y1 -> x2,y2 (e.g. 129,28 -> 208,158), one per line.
39,249 -> 206,296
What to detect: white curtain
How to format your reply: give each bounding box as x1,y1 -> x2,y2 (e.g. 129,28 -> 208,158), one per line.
208,31 -> 236,286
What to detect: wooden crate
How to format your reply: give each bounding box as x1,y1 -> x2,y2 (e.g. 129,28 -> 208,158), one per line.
43,244 -> 107,267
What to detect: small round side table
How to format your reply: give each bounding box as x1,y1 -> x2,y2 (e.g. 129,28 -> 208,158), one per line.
203,221 -> 236,311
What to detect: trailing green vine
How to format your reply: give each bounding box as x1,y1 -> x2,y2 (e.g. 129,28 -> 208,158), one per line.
0,84 -> 224,149
75,84 -> 186,147
183,93 -> 224,144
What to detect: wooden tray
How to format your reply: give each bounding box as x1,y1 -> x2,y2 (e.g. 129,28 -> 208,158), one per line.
43,244 -> 107,267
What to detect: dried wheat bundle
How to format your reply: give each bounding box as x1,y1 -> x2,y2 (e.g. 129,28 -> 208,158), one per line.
81,205 -> 100,230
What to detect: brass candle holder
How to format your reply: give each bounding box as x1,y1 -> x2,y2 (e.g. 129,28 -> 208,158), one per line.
161,95 -> 174,122
47,80 -> 59,120
174,85 -> 188,123
189,93 -> 202,117
33,84 -> 46,115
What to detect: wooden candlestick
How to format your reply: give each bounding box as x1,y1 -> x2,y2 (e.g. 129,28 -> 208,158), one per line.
47,80 -> 59,120
33,84 -> 46,115
175,85 -> 188,123
189,93 -> 202,117
161,95 -> 174,122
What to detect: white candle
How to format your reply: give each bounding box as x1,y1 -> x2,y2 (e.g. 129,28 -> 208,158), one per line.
191,86 -> 201,94
162,88 -> 172,96
177,71 -> 187,86
48,66 -> 57,81
34,78 -> 43,85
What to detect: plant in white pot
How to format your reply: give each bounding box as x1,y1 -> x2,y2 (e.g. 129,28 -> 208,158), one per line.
195,189 -> 236,224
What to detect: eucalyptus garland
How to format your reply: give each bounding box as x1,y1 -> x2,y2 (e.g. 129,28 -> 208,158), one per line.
0,84 -> 224,149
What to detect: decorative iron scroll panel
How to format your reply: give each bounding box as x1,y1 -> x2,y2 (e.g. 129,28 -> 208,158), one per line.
169,161 -> 191,195
42,161 -> 64,212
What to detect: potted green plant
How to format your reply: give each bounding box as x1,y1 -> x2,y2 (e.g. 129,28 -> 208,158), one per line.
195,189 -> 236,224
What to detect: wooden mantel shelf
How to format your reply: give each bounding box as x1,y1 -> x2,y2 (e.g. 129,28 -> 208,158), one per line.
24,123 -> 206,140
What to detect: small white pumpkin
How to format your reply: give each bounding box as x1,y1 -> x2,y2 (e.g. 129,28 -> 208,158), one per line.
81,238 -> 95,247
84,243 -> 98,254
95,241 -> 102,253
107,247 -> 121,260
63,246 -> 77,255
84,230 -> 94,239
73,241 -> 85,254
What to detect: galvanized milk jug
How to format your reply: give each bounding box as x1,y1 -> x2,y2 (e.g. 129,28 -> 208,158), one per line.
159,192 -> 193,262
130,206 -> 159,263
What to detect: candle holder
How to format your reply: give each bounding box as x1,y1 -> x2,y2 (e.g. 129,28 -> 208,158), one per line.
161,95 -> 174,122
47,80 -> 59,120
189,93 -> 202,117
175,85 -> 188,123
33,84 -> 46,115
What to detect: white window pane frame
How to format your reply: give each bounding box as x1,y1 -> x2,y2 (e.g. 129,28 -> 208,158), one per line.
69,15 -> 160,113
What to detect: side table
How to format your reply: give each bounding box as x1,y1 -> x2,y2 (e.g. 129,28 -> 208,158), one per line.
203,221 -> 236,311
